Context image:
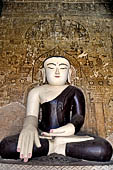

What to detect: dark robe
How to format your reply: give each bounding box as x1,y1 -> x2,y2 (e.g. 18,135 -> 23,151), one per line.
39,85 -> 85,134
0,86 -> 112,161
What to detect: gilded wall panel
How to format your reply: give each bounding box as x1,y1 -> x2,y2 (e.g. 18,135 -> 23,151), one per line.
0,1 -> 113,139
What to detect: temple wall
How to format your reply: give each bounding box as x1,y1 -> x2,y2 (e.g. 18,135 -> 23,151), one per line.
0,0 -> 113,139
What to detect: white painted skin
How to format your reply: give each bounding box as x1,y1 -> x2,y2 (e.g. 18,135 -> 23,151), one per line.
43,57 -> 71,86
17,57 -> 94,163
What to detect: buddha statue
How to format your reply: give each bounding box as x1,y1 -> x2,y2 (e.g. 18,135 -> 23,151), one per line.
0,56 -> 112,162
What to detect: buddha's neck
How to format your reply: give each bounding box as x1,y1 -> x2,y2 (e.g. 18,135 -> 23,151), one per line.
46,84 -> 68,88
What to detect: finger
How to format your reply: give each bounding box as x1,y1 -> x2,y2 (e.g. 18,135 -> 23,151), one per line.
17,133 -> 23,152
41,132 -> 51,136
28,153 -> 32,159
39,135 -> 53,139
20,134 -> 27,159
17,148 -> 20,152
42,132 -> 65,137
50,127 -> 65,133
47,132 -> 65,136
18,133 -> 24,159
27,134 -> 34,158
20,154 -> 24,159
24,157 -> 28,163
35,131 -> 41,148
23,135 -> 30,159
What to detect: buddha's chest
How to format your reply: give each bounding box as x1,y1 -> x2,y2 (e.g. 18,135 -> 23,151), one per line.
39,85 -> 69,104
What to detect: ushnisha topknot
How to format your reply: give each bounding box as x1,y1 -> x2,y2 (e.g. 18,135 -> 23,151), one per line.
43,56 -> 71,67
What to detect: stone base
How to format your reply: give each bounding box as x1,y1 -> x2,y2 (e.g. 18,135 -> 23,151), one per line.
0,154 -> 113,170
0,164 -> 113,170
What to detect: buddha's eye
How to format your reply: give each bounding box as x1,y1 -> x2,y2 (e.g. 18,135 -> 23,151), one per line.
47,67 -> 54,69
60,67 -> 67,70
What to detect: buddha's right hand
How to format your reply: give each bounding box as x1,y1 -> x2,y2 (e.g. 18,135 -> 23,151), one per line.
17,116 -> 41,162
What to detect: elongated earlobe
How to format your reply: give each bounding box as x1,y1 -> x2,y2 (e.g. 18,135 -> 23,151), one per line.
68,68 -> 72,84
41,68 -> 46,83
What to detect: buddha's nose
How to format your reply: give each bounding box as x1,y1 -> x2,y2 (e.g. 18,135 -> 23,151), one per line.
55,67 -> 60,74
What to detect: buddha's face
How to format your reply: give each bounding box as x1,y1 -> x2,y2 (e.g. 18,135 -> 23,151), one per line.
44,57 -> 70,86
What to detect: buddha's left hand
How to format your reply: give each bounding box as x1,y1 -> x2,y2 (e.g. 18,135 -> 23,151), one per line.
41,123 -> 75,137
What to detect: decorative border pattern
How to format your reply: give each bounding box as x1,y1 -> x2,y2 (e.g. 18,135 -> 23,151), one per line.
0,164 -> 113,170
3,2 -> 113,16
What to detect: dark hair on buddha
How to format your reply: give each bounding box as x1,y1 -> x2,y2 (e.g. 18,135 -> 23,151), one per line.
43,56 -> 70,67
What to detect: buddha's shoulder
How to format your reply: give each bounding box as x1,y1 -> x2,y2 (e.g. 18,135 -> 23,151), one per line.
70,85 -> 84,95
29,84 -> 48,93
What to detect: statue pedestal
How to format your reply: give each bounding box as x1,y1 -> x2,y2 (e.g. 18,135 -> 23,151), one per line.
0,154 -> 113,170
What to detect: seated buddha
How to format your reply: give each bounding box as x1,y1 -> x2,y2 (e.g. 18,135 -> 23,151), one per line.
0,56 -> 112,162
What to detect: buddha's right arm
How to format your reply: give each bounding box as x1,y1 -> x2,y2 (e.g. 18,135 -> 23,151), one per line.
17,87 -> 41,162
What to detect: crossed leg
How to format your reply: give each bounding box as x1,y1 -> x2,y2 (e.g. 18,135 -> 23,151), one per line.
0,134 -> 49,159
66,136 -> 112,161
48,135 -> 112,162
0,134 -> 112,162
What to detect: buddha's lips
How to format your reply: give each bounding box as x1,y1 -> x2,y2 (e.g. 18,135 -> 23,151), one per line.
55,76 -> 60,78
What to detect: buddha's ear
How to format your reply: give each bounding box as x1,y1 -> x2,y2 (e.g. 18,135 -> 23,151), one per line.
68,68 -> 72,84
41,68 -> 46,83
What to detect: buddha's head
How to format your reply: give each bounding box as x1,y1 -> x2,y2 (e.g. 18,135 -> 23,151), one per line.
42,56 -> 72,86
